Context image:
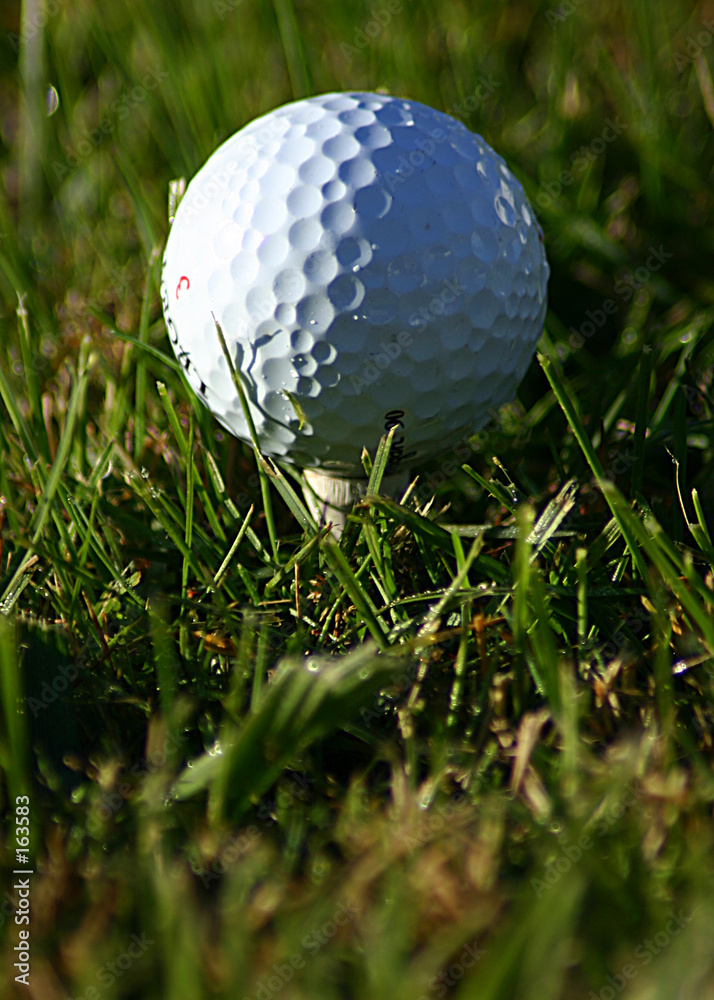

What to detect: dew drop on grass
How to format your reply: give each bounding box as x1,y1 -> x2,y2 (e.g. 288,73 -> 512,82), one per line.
311,857 -> 329,881
46,85 -> 59,116
621,328 -> 638,346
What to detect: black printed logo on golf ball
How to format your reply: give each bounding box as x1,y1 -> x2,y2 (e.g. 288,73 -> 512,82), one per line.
384,410 -> 417,470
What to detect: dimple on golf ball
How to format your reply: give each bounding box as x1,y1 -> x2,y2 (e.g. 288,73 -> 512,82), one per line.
161,91 -> 549,477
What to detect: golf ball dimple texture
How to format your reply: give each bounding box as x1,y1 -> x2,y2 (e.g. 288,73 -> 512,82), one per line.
161,92 -> 549,476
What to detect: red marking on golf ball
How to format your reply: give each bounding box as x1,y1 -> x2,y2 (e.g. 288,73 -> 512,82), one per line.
176,276 -> 190,298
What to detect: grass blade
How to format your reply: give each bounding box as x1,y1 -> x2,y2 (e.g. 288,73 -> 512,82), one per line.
214,316 -> 279,561
539,350 -> 649,581
367,426 -> 396,498
1,357 -> 90,611
133,245 -> 163,463
170,643 -> 407,816
0,616 -> 29,804
272,0 -> 311,97
631,344 -> 652,495
321,540 -> 390,648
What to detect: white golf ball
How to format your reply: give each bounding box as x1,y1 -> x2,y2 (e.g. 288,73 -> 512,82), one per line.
161,91 -> 549,477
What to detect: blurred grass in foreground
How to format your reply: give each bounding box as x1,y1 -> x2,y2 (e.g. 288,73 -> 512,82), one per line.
0,0 -> 714,997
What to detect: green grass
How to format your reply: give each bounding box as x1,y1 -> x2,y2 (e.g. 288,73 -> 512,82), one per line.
1,0 -> 714,997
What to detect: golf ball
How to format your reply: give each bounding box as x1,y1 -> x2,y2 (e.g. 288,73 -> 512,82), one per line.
161,91 -> 549,477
